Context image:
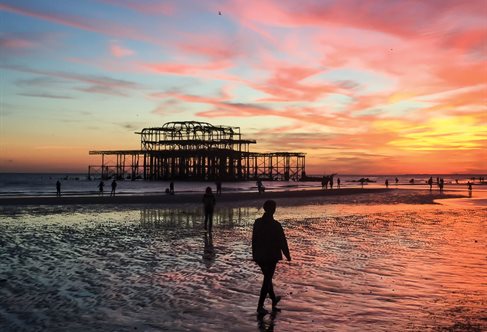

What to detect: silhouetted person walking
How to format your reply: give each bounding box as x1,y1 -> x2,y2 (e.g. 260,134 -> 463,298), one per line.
395,177 -> 399,185
385,179 -> 389,188
98,180 -> 104,196
202,187 -> 216,232
169,181 -> 175,195
111,179 -> 117,196
428,177 -> 433,191
337,177 -> 341,189
439,178 -> 444,193
252,200 -> 291,315
56,180 -> 61,197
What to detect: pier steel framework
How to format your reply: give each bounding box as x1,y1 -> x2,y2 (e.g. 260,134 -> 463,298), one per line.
89,121 -> 306,181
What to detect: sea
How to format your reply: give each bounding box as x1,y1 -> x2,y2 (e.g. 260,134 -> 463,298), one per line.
0,173 -> 485,197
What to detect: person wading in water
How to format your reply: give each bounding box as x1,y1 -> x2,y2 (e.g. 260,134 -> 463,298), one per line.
252,200 -> 291,315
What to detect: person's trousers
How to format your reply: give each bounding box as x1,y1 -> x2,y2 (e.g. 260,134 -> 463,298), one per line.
257,261 -> 277,308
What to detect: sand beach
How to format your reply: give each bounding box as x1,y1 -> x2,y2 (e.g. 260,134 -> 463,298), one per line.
1,188 -> 486,331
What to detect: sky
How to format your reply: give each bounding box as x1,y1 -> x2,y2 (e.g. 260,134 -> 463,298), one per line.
0,0 -> 486,174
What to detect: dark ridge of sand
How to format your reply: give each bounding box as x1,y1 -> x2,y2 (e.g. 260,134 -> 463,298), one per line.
0,188 -> 391,206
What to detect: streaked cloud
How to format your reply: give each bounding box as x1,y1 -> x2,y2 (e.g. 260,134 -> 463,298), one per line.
2,64 -> 141,96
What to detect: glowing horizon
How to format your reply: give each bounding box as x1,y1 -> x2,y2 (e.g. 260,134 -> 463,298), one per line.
1,0 -> 486,174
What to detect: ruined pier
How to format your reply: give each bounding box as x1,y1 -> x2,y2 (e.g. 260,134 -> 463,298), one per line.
88,121 -> 305,181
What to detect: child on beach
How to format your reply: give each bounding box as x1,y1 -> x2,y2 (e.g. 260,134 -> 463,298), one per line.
202,187 -> 216,232
252,200 -> 291,315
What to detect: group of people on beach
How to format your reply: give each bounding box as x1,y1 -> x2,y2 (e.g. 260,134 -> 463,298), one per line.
54,179 -> 118,197
427,177 -> 445,192
97,180 -> 117,196
321,175 -> 340,189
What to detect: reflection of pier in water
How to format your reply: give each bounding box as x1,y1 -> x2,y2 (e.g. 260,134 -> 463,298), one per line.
89,121 -> 305,181
140,206 -> 256,229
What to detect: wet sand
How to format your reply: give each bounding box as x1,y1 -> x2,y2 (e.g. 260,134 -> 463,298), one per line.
1,190 -> 486,331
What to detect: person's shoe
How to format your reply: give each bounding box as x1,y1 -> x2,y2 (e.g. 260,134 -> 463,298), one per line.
256,307 -> 269,315
272,296 -> 281,309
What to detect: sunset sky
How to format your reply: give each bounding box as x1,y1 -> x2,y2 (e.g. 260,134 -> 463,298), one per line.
1,0 -> 486,174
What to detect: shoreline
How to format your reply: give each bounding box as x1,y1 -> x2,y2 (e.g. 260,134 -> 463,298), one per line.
0,188 -> 471,207
0,188 -> 389,206
0,188 -> 392,206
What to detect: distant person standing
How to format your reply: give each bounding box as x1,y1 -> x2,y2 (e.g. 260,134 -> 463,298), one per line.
111,179 -> 117,196
385,179 -> 389,188
467,181 -> 473,197
337,178 -> 341,189
395,177 -> 399,185
439,178 -> 444,193
202,187 -> 216,232
56,180 -> 61,197
252,200 -> 291,315
330,176 -> 334,189
428,177 -> 433,191
98,180 -> 104,196
257,179 -> 264,194
169,181 -> 175,195
216,180 -> 222,196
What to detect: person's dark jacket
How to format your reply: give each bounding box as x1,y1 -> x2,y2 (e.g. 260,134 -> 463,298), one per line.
202,193 -> 216,211
252,213 -> 291,263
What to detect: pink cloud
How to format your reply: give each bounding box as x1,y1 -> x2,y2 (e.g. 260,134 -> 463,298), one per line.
109,40 -> 135,57
176,34 -> 241,62
224,0 -> 485,40
142,61 -> 230,75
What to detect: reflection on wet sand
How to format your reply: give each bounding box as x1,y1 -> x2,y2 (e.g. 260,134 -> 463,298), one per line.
203,232 -> 215,269
139,206 -> 256,228
258,309 -> 278,331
